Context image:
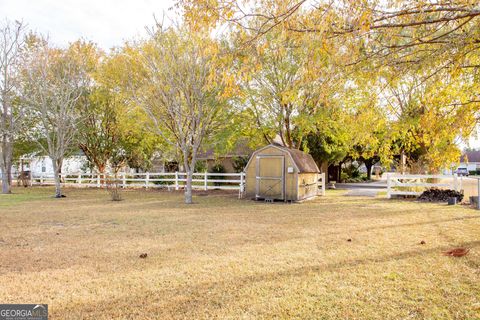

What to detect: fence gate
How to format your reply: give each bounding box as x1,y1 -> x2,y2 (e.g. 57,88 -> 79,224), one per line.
387,173 -> 459,198
255,155 -> 285,200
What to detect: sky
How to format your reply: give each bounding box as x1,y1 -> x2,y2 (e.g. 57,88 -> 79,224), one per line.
1,0 -> 479,150
0,0 -> 176,49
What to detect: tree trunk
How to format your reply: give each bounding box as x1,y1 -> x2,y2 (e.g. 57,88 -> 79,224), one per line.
1,163 -> 12,194
1,142 -> 12,194
185,169 -> 193,204
52,158 -> 63,198
365,159 -> 373,180
338,162 -> 343,182
98,164 -> 106,186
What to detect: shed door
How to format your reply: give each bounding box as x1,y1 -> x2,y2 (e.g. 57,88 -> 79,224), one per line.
256,155 -> 285,200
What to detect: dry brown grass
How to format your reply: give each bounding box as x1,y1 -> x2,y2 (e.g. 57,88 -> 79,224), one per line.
0,187 -> 479,319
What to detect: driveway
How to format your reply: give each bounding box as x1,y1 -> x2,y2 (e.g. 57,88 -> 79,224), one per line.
335,180 -> 387,197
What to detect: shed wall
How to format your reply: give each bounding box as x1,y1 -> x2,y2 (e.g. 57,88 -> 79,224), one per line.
245,145 -> 320,201
245,146 -> 299,200
297,173 -> 319,200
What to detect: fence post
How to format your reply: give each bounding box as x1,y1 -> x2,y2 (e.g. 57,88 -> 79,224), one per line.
387,173 -> 391,199
40,173 -> 44,185
240,172 -> 244,191
145,172 -> 150,189
322,172 -> 326,196
78,173 -> 81,186
122,173 -> 126,188
204,171 -> 208,190
97,174 -> 100,188
175,171 -> 179,190
238,172 -> 244,199
477,178 -> 480,210
453,174 -> 458,191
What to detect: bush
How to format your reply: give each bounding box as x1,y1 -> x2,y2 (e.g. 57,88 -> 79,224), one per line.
211,163 -> 225,174
151,174 -> 173,186
232,156 -> 249,173
342,164 -> 361,181
106,175 -> 122,201
341,164 -> 368,182
342,175 -> 368,183
210,163 -> 226,186
195,161 -> 207,173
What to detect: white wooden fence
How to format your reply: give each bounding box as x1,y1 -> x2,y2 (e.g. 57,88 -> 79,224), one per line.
28,171 -> 327,196
30,172 -> 246,191
387,173 -> 460,198
319,172 -> 326,196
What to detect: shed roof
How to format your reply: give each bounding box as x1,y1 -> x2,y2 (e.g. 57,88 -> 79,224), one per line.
254,144 -> 320,173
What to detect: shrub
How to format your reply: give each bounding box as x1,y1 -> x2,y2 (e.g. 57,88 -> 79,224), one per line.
106,175 -> 122,201
341,164 -> 367,182
232,156 -> 249,173
195,161 -> 207,173
151,174 -> 173,186
342,164 -> 361,181
210,163 -> 226,186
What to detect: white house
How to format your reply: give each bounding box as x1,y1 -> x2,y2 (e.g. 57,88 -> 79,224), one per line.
458,151 -> 480,172
15,155 -> 89,177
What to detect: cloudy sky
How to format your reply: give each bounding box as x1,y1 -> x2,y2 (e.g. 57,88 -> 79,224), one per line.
0,0 -> 175,49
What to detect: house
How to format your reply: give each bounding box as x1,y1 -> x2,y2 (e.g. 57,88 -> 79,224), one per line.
196,142 -> 253,173
14,155 -> 89,177
459,150 -> 480,173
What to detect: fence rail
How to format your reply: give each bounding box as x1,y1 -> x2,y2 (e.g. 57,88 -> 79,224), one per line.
29,172 -> 246,191
387,173 -> 460,198
24,171 -> 327,197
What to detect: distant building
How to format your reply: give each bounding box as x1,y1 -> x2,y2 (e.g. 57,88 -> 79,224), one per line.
197,143 -> 253,173
15,155 -> 89,177
459,150 -> 480,172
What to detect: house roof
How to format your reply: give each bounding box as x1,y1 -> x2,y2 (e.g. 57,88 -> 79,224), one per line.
197,141 -> 252,160
460,151 -> 480,163
253,144 -> 320,173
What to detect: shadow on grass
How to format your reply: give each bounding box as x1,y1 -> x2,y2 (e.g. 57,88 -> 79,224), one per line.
317,215 -> 480,237
54,239 -> 480,318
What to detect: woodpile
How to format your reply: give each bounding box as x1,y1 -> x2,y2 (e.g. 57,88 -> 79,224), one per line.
418,188 -> 463,202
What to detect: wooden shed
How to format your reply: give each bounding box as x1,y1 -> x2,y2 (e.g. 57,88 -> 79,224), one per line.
244,144 -> 320,201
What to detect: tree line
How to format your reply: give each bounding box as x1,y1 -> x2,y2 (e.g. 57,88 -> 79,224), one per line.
0,0 -> 479,203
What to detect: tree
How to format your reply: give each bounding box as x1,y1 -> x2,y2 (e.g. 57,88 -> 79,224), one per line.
237,18 -> 346,149
180,1 -> 480,67
22,39 -> 88,197
131,25 -> 230,204
378,65 -> 479,172
78,87 -> 123,174
94,46 -> 164,172
70,41 -> 121,175
179,1 -> 480,170
0,20 -> 26,194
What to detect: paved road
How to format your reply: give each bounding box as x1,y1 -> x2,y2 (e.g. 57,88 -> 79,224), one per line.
336,181 -> 387,189
334,181 -> 387,197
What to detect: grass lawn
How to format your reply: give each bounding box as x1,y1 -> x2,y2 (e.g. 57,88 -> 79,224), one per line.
0,187 -> 479,319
